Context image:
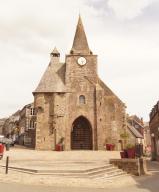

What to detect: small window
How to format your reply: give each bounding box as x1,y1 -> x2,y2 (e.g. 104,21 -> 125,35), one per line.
30,108 -> 35,115
29,120 -> 35,129
79,95 -> 85,104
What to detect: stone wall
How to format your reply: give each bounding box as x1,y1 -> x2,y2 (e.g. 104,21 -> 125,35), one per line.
34,92 -> 67,150
101,95 -> 126,151
34,93 -> 54,150
110,158 -> 147,176
149,110 -> 159,160
33,49 -> 126,151
34,81 -> 126,151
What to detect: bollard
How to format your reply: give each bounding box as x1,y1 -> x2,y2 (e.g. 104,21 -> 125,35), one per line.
5,156 -> 9,174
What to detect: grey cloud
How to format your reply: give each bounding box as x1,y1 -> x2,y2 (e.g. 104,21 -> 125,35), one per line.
136,1 -> 159,22
86,0 -> 108,9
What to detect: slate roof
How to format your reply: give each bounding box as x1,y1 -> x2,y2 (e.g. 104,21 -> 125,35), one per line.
127,124 -> 143,138
33,62 -> 66,93
51,47 -> 60,54
129,115 -> 144,128
98,78 -> 125,105
71,15 -> 91,55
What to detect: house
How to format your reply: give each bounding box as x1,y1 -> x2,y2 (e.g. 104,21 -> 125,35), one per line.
121,115 -> 144,148
19,103 -> 36,148
2,110 -> 20,141
0,118 -> 7,135
149,101 -> 159,160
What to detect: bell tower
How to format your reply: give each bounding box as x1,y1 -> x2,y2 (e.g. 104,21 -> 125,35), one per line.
50,47 -> 60,65
65,16 -> 98,89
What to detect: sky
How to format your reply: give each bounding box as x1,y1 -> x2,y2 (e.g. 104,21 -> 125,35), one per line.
0,0 -> 158,121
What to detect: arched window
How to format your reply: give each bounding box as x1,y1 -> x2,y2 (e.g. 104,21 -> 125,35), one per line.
79,95 -> 86,104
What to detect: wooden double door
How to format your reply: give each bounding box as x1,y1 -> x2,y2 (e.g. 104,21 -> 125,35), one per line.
71,116 -> 93,150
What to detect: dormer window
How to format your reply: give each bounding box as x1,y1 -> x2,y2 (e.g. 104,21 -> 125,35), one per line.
79,95 -> 85,104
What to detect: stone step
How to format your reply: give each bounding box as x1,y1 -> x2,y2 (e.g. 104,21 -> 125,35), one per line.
4,163 -> 112,174
33,168 -> 126,179
3,165 -> 108,174
89,167 -> 126,178
107,172 -> 127,178
87,166 -> 118,176
1,161 -> 128,179
93,172 -> 128,180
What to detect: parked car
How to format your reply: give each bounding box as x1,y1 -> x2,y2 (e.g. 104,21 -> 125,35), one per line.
0,143 -> 4,159
0,135 -> 4,144
0,136 -> 14,146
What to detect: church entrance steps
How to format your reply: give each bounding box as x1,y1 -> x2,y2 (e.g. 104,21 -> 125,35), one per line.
0,161 -> 128,179
0,148 -> 129,179
90,168 -> 128,179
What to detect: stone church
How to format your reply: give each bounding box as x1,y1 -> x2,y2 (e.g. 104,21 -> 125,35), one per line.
33,16 -> 126,150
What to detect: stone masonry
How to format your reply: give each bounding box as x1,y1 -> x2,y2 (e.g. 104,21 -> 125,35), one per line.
33,16 -> 126,150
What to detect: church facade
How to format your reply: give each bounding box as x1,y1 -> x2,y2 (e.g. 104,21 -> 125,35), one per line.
33,16 -> 126,150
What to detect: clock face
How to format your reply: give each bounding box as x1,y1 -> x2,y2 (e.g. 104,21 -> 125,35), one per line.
77,57 -> 86,65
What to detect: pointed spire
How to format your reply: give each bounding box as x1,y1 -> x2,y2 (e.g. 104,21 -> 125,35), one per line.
50,47 -> 60,57
50,47 -> 60,65
71,15 -> 91,55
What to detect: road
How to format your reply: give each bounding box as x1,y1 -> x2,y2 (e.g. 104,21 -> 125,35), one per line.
0,183 -> 106,192
0,180 -> 158,192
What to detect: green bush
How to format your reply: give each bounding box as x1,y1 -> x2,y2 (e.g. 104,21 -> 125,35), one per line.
126,143 -> 135,149
120,132 -> 129,139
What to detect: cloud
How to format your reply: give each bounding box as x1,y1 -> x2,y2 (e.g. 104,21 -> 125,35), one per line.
107,0 -> 156,20
0,0 -> 94,117
0,0 -> 159,122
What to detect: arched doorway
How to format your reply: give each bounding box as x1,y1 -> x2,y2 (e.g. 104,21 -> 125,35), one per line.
71,116 -> 93,150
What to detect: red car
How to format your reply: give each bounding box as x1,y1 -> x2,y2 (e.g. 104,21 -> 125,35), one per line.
0,143 -> 4,160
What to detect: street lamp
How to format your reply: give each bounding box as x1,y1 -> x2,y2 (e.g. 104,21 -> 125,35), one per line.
151,133 -> 155,137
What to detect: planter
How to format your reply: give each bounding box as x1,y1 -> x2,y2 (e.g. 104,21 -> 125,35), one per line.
55,144 -> 63,151
106,144 -> 115,151
127,148 -> 135,158
110,144 -> 115,151
120,150 -> 128,158
106,144 -> 110,150
120,151 -> 125,158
